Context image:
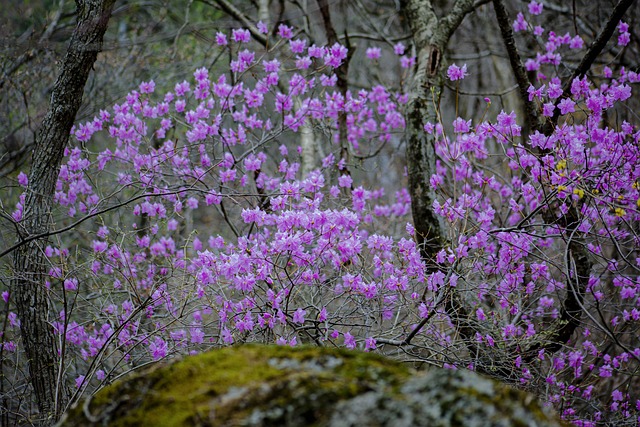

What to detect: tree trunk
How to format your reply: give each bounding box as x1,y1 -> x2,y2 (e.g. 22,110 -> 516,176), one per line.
400,0 -> 475,261
11,0 -> 116,422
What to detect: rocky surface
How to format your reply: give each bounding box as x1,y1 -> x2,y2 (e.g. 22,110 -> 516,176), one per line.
59,345 -> 567,426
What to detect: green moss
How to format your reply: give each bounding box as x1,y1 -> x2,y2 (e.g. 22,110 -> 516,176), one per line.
62,345 -> 412,426
62,345 -> 566,426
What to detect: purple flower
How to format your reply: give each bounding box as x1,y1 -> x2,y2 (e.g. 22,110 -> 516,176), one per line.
453,117 -> 471,133
366,47 -> 381,59
513,12 -> 527,32
232,28 -> 250,43
447,63 -> 468,81
221,328 -> 233,344
149,336 -> 168,360
528,1 -> 543,15
364,337 -> 376,351
290,39 -> 307,54
558,98 -> 576,115
17,172 -> 28,187
308,44 -> 325,58
139,80 -> 155,94
542,102 -> 555,117
75,375 -> 85,389
400,56 -> 415,68
92,240 -> 108,253
324,43 -> 348,67
278,24 -> 294,39
619,32 -> 630,46
344,332 -> 356,349
393,42 -> 405,55
64,278 -> 78,291
292,308 -> 306,324
569,35 -> 583,49
190,328 -> 204,344
295,56 -> 312,69
338,174 -> 353,188
215,32 -> 227,46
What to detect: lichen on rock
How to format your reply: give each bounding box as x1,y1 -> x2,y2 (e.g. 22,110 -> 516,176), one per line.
59,345 -> 567,427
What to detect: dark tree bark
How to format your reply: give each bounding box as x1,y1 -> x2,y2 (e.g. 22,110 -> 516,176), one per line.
11,0 -> 116,422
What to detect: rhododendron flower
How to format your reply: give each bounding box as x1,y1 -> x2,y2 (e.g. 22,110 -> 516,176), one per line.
289,39 -> 307,54
277,24 -> 294,39
393,42 -> 405,55
344,332 -> 356,349
292,308 -> 306,324
149,337 -> 168,360
139,80 -> 155,94
513,12 -> 527,32
257,21 -> 268,34
17,171 -> 28,187
447,63 -> 468,81
366,47 -> 381,59
232,28 -> 250,43
400,55 -> 415,68
528,1 -> 543,15
75,375 -> 85,389
215,32 -> 227,46
558,98 -> 576,115
64,278 -> 78,291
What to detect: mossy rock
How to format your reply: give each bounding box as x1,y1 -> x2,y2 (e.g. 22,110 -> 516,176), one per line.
59,345 -> 567,427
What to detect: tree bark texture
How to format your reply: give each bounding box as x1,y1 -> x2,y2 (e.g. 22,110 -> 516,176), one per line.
401,0 -> 506,376
11,0 -> 116,422
400,0 -> 475,261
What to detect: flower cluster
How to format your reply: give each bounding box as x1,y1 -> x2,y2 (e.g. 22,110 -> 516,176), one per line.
4,6 -> 640,425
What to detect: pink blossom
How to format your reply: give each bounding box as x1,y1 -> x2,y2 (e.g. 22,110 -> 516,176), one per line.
366,47 -> 381,59
215,32 -> 227,46
139,80 -> 155,94
393,42 -> 405,55
232,28 -> 250,43
400,56 -> 415,68
513,12 -> 527,32
149,337 -> 168,360
257,21 -> 268,34
17,172 -> 28,186
289,39 -> 307,54
277,24 -> 294,39
558,98 -> 576,115
344,332 -> 356,349
338,174 -> 353,188
528,1 -> 543,15
447,63 -> 468,81
292,308 -> 306,324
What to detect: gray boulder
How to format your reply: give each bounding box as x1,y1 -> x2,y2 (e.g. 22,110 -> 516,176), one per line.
59,345 -> 567,426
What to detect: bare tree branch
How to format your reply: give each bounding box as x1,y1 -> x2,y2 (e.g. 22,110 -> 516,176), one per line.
550,0 -> 637,128
492,0 -> 541,133
199,0 -> 268,46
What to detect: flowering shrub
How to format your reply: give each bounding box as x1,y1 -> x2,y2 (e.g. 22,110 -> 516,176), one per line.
3,4 -> 640,426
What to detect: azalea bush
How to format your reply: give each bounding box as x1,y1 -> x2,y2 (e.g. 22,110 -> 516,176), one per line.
2,2 -> 640,425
